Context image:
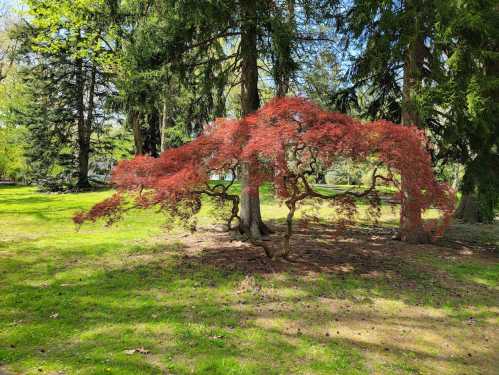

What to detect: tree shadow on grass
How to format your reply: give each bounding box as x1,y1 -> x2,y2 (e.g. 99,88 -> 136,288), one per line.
182,223 -> 498,310
1,227 -> 498,374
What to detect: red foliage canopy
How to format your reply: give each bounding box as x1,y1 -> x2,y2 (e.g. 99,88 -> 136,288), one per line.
75,97 -> 455,257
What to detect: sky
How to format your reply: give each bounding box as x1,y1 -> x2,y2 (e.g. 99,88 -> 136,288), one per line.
0,0 -> 22,31
1,0 -> 20,16
1,0 -> 19,8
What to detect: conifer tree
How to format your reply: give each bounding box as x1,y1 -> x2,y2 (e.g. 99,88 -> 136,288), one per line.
342,0 -> 498,228
431,0 -> 499,223
12,0 -> 115,189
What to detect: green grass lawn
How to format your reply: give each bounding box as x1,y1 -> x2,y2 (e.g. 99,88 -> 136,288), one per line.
0,186 -> 498,375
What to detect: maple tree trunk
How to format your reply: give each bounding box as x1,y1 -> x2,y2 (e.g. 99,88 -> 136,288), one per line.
399,184 -> 430,243
399,9 -> 429,243
282,200 -> 297,257
239,0 -> 271,239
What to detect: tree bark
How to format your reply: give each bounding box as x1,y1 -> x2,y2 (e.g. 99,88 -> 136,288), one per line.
275,0 -> 295,97
130,110 -> 144,155
239,0 -> 271,239
454,167 -> 495,224
240,0 -> 260,114
76,57 -> 91,189
399,2 -> 429,243
455,193 -> 482,223
144,110 -> 160,157
160,100 -> 168,152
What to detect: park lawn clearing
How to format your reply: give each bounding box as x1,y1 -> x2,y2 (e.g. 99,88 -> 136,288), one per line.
0,186 -> 497,375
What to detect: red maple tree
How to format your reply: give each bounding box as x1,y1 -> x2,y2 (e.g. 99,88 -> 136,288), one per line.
75,97 -> 455,258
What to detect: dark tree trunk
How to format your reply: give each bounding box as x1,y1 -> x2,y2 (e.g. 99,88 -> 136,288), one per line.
130,110 -> 144,155
401,1 -> 426,127
275,0 -> 295,97
77,142 -> 90,188
455,193 -> 482,223
399,5 -> 429,243
239,0 -> 271,239
76,58 -> 91,189
143,110 -> 161,157
160,101 -> 168,152
131,110 -> 161,157
240,0 -> 260,114
454,167 -> 495,224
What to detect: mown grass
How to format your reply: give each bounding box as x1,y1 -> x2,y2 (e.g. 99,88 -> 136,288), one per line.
0,186 -> 498,375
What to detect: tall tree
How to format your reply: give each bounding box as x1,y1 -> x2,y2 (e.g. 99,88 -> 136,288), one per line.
344,0 -> 445,242
0,2 -> 16,83
109,0 -> 231,157
13,0 -> 115,188
430,0 -> 499,223
238,0 -> 272,237
272,0 -> 296,97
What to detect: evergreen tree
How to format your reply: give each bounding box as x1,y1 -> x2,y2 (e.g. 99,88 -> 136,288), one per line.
343,0 -> 498,227
108,0 -> 233,157
430,0 -> 499,223
343,0 -> 446,242
12,0 -> 115,189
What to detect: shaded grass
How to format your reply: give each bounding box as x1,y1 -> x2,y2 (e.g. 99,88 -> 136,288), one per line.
0,186 -> 498,375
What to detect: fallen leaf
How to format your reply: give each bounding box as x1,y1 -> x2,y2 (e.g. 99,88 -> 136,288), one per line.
124,347 -> 150,355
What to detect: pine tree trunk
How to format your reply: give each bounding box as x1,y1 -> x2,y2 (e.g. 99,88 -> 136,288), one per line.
399,5 -> 429,243
146,109 -> 161,157
130,110 -> 144,155
455,193 -> 482,223
454,167 -> 494,224
239,0 -> 271,239
160,101 -> 168,152
275,0 -> 295,97
76,58 -> 91,189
